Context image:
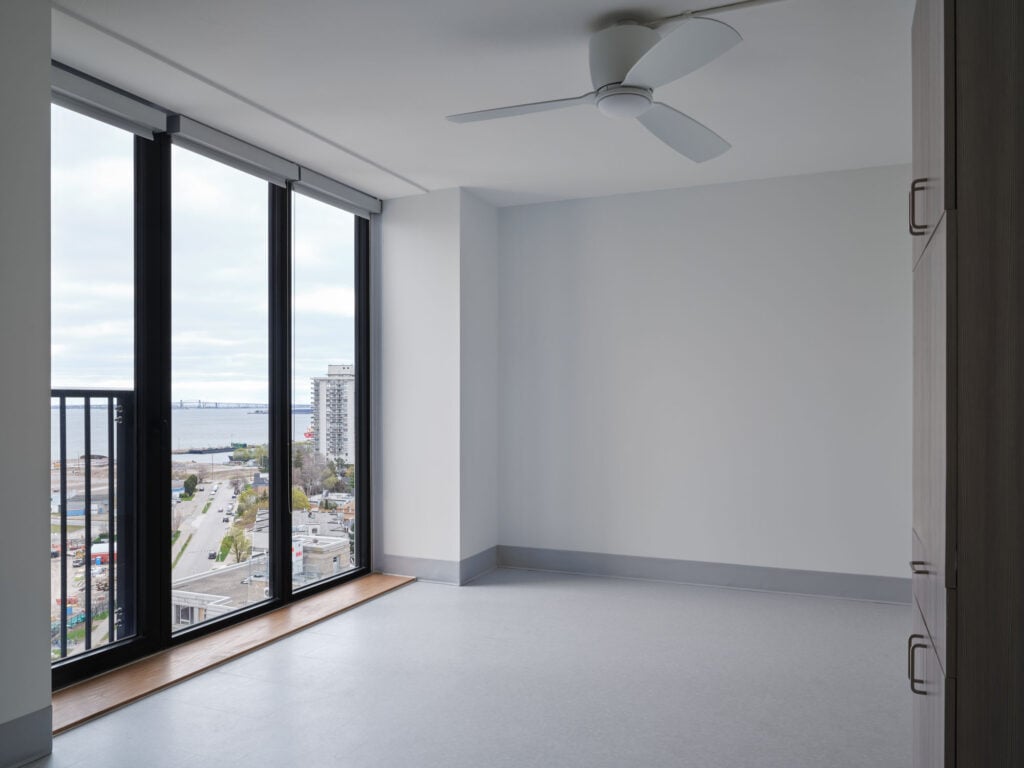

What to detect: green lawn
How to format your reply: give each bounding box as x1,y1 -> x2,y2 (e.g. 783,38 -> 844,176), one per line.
172,533 -> 193,569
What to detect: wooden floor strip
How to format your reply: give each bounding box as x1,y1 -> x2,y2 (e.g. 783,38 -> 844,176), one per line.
52,572 -> 414,733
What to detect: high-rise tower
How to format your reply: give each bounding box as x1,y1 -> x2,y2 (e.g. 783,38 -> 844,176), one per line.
310,364 -> 355,463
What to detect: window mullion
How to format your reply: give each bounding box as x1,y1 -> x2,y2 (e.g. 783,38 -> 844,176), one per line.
135,132 -> 173,649
269,185 -> 293,602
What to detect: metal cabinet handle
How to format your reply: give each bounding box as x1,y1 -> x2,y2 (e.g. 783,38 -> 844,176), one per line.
909,178 -> 928,236
910,560 -> 929,574
907,633 -> 923,680
908,634 -> 927,695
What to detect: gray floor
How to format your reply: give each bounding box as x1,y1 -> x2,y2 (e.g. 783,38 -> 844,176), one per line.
31,568 -> 911,768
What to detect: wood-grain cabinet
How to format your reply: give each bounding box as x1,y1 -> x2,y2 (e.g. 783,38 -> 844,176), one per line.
911,209 -> 952,768
910,0 -> 1024,766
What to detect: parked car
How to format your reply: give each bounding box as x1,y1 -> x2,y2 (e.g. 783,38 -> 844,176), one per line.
207,550 -> 216,559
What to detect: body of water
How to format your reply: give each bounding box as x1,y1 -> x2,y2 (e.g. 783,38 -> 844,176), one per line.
50,406 -> 311,462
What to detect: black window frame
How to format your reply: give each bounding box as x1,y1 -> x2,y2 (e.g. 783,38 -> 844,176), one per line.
51,107 -> 373,691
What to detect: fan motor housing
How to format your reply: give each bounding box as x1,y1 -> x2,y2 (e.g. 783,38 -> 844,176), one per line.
589,22 -> 660,90
595,84 -> 653,119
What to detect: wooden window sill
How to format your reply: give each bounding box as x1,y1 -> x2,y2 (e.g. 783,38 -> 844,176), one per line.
52,572 -> 414,733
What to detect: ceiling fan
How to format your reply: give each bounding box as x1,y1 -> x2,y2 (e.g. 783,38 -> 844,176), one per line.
446,0 -> 784,162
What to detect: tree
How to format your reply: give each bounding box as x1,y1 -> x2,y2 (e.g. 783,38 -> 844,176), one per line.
229,527 -> 250,563
183,474 -> 198,497
172,506 -> 186,532
236,487 -> 256,513
235,487 -> 259,527
292,487 -> 310,511
230,444 -> 269,470
293,446 -> 329,495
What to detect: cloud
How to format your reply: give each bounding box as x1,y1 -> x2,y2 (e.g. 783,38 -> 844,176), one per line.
51,108 -> 359,403
294,286 -> 355,316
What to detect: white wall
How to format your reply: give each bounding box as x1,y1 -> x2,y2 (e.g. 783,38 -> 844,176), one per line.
0,0 -> 53,748
380,189 -> 463,564
459,190 -> 499,559
498,165 -> 912,578
378,189 -> 499,576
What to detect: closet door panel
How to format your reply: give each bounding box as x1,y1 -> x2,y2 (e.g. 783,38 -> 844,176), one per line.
912,215 -> 948,670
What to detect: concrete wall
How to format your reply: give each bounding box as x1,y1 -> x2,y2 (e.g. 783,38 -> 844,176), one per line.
497,165 -> 912,579
0,0 -> 53,764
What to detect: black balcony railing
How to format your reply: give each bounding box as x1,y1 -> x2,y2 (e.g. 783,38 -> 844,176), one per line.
51,388 -> 135,661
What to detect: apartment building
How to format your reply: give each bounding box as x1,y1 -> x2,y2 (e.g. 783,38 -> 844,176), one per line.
310,364 -> 355,463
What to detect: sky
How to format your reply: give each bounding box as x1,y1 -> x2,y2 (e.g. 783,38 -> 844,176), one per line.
51,105 -> 356,405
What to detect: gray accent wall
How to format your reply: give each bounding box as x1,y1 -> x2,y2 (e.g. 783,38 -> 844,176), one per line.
0,1 -> 54,765
498,546 -> 911,603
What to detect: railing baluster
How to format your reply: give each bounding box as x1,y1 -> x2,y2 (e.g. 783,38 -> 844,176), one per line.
115,394 -> 133,640
59,397 -> 68,659
51,388 -> 134,663
107,395 -> 115,643
84,397 -> 92,651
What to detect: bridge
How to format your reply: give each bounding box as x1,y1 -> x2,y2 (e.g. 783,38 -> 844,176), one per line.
171,401 -> 312,413
173,400 -> 267,409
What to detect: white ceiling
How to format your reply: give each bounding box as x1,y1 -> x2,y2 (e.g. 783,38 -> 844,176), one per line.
52,0 -> 914,206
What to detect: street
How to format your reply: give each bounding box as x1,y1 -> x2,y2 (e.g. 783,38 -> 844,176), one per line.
171,480 -> 240,580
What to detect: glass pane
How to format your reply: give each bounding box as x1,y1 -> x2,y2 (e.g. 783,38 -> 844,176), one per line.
50,105 -> 135,660
171,145 -> 270,631
292,192 -> 357,590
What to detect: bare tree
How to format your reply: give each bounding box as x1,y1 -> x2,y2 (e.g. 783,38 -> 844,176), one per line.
230,528 -> 250,563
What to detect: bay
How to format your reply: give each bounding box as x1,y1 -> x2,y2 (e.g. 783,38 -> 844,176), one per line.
50,406 -> 311,462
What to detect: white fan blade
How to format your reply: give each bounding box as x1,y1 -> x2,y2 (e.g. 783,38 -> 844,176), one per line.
637,103 -> 730,162
447,93 -> 594,123
622,17 -> 741,89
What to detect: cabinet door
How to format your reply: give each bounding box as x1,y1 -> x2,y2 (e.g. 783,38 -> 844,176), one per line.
910,0 -> 951,262
911,601 -> 948,768
912,214 -> 949,670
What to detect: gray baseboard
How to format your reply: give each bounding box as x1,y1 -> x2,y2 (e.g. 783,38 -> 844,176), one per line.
379,553 -> 460,584
0,706 -> 51,768
380,547 -> 498,586
496,546 -> 911,603
459,546 -> 498,584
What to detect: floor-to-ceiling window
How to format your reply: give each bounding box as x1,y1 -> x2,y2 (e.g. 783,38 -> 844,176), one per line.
50,68 -> 374,688
291,192 -> 359,590
50,104 -> 136,661
170,145 -> 272,631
